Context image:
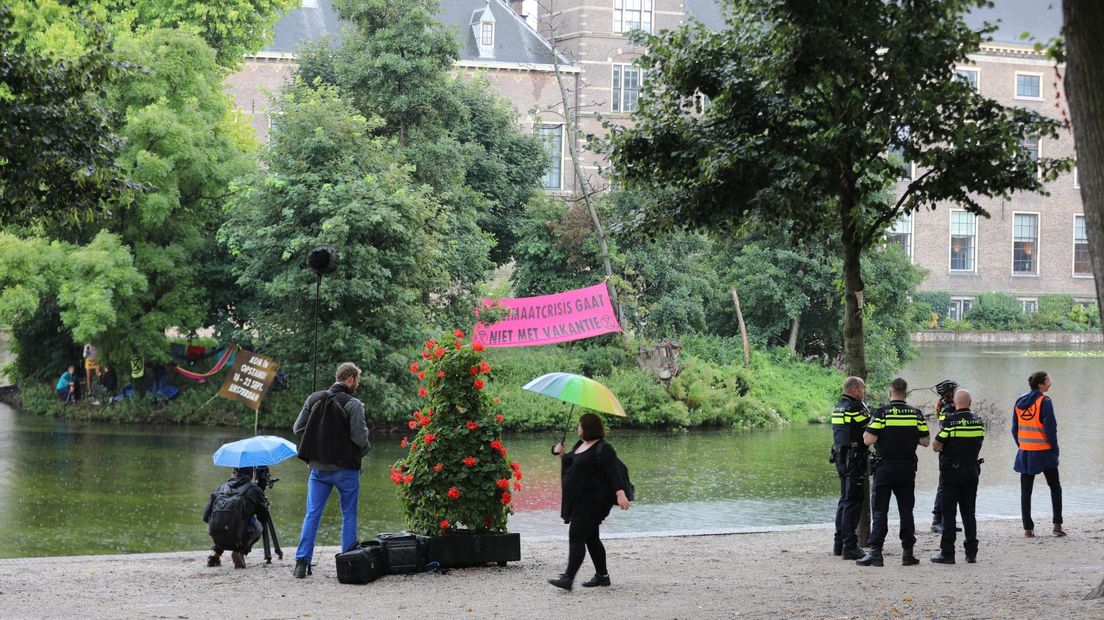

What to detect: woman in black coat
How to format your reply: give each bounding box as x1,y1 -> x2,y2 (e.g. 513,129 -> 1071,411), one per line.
549,412 -> 631,590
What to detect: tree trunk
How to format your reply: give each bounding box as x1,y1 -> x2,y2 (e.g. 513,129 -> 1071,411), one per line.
840,201 -> 867,379
730,287 -> 751,366
1064,0 -> 1104,331
787,314 -> 801,353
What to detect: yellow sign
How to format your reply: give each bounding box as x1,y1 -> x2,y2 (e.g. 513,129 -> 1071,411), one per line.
218,349 -> 278,411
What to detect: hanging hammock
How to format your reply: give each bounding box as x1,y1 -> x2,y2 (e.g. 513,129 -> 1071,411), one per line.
171,345 -> 237,381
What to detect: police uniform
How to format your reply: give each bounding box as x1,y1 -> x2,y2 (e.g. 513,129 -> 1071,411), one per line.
832,393 -> 870,557
932,408 -> 985,563
858,400 -> 928,566
930,398 -> 955,531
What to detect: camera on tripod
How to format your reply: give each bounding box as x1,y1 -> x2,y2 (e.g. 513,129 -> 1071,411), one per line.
254,466 -> 279,491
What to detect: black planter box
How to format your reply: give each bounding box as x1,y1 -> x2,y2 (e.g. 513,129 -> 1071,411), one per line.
418,532 -> 521,568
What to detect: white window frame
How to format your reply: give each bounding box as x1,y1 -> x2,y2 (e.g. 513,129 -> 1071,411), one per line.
537,123 -> 565,191
1012,211 -> 1041,276
480,22 -> 494,46
612,64 -> 643,113
955,66 -> 980,91
1073,214 -> 1092,278
949,297 -> 974,321
949,210 -> 978,273
1074,166 -> 1080,189
613,0 -> 653,34
1020,298 -> 1038,314
1014,71 -> 1044,101
886,212 -> 913,261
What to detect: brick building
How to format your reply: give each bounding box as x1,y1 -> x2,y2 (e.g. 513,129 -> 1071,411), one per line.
225,0 -> 1093,305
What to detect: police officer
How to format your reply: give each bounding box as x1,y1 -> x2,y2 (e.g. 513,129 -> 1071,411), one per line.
856,378 -> 929,567
930,379 -> 958,533
931,388 -> 986,564
832,376 -> 870,560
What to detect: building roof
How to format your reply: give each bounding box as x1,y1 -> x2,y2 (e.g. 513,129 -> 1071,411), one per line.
260,0 -> 569,67
962,0 -> 1063,46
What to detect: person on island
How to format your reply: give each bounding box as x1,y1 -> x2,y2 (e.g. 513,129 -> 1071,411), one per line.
100,363 -> 118,399
931,388 -> 985,564
82,343 -> 100,394
202,466 -> 270,568
831,376 -> 870,559
549,412 -> 631,590
1013,371 -> 1065,538
930,379 -> 958,533
56,365 -> 78,403
291,362 -> 371,579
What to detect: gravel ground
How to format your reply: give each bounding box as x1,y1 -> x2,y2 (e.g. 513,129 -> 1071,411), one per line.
1,514 -> 1102,619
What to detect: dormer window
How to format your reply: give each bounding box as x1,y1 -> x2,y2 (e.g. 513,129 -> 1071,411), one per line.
471,1 -> 496,58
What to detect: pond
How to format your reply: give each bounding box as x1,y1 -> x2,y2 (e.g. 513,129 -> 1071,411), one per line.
1,343 -> 1101,558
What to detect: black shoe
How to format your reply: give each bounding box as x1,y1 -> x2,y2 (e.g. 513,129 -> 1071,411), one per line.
855,549 -> 883,567
206,555 -> 221,567
901,549 -> 919,566
293,559 -> 311,578
582,574 -> 611,587
833,540 -> 843,556
930,552 -> 955,564
931,522 -> 943,534
548,574 -> 573,590
841,546 -> 865,560
965,554 -> 977,564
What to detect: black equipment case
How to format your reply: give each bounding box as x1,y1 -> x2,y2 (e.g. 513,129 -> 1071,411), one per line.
335,542 -> 384,584
375,532 -> 426,574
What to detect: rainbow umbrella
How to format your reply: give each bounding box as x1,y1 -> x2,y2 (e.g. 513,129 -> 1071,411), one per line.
523,372 -> 626,446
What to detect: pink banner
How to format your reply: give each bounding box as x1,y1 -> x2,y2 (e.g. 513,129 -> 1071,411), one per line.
472,283 -> 621,347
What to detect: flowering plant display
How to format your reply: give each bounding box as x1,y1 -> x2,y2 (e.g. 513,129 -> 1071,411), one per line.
391,329 -> 522,535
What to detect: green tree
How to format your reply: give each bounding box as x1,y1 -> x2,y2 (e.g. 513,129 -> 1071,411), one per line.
609,0 -> 1068,378
220,81 -> 443,420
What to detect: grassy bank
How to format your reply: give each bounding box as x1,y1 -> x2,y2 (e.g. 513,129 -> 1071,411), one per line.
11,339 -> 843,432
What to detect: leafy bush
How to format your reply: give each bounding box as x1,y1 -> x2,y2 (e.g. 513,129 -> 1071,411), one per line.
913,291 -> 951,322
391,330 -> 518,535
965,293 -> 1023,330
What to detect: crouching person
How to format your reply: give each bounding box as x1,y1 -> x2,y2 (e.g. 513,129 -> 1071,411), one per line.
202,466 -> 270,568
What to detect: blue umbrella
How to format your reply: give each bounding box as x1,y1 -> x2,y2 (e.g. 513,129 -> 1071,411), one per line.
213,435 -> 298,468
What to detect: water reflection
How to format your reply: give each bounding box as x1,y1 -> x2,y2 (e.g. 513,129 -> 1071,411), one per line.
0,343 -> 1101,558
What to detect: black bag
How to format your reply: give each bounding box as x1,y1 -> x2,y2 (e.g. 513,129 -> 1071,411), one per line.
336,542 -> 384,584
207,488 -> 249,549
375,532 -> 426,574
597,441 -> 635,502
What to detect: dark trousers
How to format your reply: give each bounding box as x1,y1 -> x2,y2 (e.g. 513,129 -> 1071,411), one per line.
931,470 -> 945,523
212,518 -> 263,555
867,460 -> 916,550
940,470 -> 978,556
566,517 -> 607,579
833,452 -> 867,549
1021,468 -> 1063,530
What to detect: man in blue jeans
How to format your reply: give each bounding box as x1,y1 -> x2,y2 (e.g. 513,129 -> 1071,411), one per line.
292,362 -> 371,578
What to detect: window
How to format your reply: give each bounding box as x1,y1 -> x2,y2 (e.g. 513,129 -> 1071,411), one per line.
956,67 -> 979,90
1015,72 -> 1043,99
1023,136 -> 1040,163
1074,166 -> 1080,189
538,124 -> 564,190
886,212 -> 912,259
612,64 -> 642,113
614,0 -> 653,33
949,298 -> 974,321
1013,213 -> 1039,274
1075,215 -> 1092,275
481,22 -> 494,46
950,210 -> 977,272
1020,298 -> 1038,314
888,125 -> 911,178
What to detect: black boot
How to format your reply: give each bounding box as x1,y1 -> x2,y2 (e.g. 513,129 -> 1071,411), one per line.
293,559 -> 312,578
833,540 -> 843,556
965,551 -> 977,564
901,548 -> 919,566
930,521 -> 943,534
930,551 -> 955,564
841,546 -> 865,560
856,548 -> 883,567
548,574 -> 573,590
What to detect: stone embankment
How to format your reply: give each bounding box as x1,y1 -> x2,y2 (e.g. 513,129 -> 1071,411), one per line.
912,330 -> 1104,344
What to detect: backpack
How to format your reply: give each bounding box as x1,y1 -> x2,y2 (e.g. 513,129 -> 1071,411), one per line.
207,487 -> 249,549
597,441 -> 635,502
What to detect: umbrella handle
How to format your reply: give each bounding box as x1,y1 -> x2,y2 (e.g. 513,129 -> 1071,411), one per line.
559,404 -> 575,451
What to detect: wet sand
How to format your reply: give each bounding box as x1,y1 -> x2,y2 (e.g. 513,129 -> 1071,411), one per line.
1,513 -> 1102,619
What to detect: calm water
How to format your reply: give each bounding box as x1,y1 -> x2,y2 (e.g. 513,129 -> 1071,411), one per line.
1,343 -> 1101,558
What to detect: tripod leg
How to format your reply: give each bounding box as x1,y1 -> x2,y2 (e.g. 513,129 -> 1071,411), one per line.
268,517 -> 283,560
262,520 -> 272,564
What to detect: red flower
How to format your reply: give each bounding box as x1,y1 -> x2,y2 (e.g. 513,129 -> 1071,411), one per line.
413,410 -> 422,419
403,473 -> 413,484
417,371 -> 426,381
437,371 -> 445,378
454,329 -> 465,339
425,340 -> 437,349
510,461 -> 520,471
514,469 -> 523,480
463,456 -> 477,467
440,519 -> 450,529
500,491 -> 512,504
400,437 -> 408,448
499,448 -> 507,456
473,342 -> 485,352
409,361 -> 419,374
408,420 -> 417,430
466,420 -> 478,430
468,366 -> 479,376
495,414 -> 504,424
447,487 -> 460,500
473,379 -> 485,390
424,433 -> 436,445
418,386 -> 428,397
389,468 -> 403,485
479,361 -> 491,374
421,351 -> 430,359
455,341 -> 463,350
419,416 -> 431,427
433,463 -> 444,472
514,481 -> 523,491
484,517 -> 493,527
496,478 -> 510,489
411,442 -> 419,450
434,347 -> 446,358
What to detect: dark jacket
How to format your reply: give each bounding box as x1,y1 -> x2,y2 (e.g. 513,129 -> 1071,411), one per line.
202,476 -> 271,524
560,439 -> 626,525
1012,390 -> 1059,475
832,394 -> 870,446
935,408 -> 985,474
294,383 -> 370,471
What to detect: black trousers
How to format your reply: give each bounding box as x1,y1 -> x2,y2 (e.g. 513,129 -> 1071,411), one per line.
565,516 -> 607,579
940,469 -> 978,556
212,518 -> 263,555
1021,468 -> 1063,530
833,450 -> 867,549
931,470 -> 945,523
867,460 -> 916,550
